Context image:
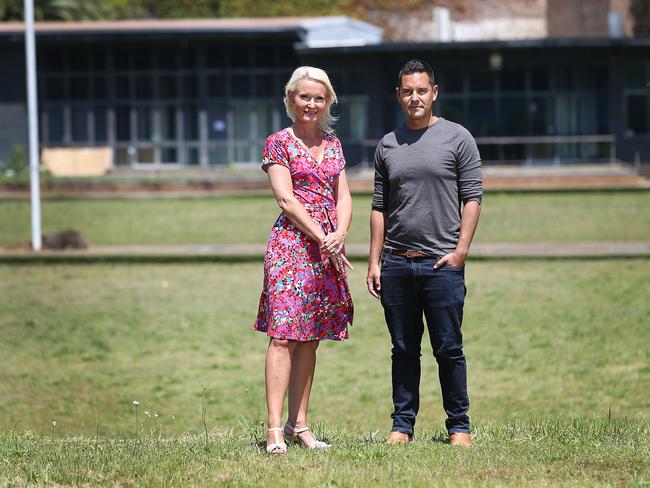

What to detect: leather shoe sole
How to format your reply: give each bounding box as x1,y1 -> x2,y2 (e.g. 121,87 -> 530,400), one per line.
449,432 -> 472,446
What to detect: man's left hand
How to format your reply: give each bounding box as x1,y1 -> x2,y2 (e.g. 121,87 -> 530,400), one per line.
434,251 -> 466,269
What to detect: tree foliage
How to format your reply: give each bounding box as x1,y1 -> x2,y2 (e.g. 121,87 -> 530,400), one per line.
631,0 -> 650,36
0,0 -> 352,21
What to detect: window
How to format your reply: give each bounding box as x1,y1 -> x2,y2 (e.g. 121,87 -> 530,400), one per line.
624,61 -> 650,135
70,77 -> 89,100
161,107 -> 177,141
208,75 -> 227,97
115,77 -> 130,98
183,76 -> 198,99
626,95 -> 648,134
71,108 -> 88,142
137,107 -> 152,141
500,97 -> 528,135
135,76 -> 153,99
208,104 -> 228,140
183,107 -> 199,141
94,108 -> 107,143
232,75 -> 251,97
47,108 -> 64,143
45,77 -> 65,100
440,98 -> 465,126
466,97 -> 495,137
93,77 -> 107,99
115,106 -> 131,141
159,76 -> 177,99
162,148 -> 177,164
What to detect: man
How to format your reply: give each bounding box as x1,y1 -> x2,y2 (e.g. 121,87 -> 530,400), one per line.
367,59 -> 482,446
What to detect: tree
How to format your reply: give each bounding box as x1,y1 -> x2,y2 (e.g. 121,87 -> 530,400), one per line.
631,0 -> 650,36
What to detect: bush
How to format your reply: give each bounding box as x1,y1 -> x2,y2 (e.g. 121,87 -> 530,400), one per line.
3,144 -> 27,177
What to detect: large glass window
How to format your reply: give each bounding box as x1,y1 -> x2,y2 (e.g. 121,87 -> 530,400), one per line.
161,107 -> 177,141
115,77 -> 130,98
529,97 -> 553,134
208,104 -> 228,141
45,77 -> 65,100
183,106 -> 199,141
208,75 -> 227,97
500,97 -> 528,135
115,106 -> 131,141
94,108 -> 107,143
135,76 -> 153,99
626,95 -> 648,134
624,61 -> 650,135
70,77 -> 89,100
47,108 -> 64,143
71,108 -> 88,142
137,107 -> 152,141
466,97 -> 495,137
159,76 -> 177,99
440,98 -> 465,126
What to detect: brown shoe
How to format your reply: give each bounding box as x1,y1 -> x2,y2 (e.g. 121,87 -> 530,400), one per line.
386,431 -> 412,444
449,432 -> 472,446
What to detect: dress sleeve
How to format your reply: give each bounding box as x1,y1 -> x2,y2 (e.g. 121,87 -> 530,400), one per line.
261,134 -> 290,173
333,135 -> 347,173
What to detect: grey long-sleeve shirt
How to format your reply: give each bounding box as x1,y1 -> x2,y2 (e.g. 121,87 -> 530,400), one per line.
372,118 -> 483,257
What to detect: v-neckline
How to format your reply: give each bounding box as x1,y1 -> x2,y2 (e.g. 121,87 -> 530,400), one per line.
286,128 -> 327,165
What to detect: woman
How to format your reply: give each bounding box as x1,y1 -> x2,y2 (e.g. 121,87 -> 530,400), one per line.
253,66 -> 354,455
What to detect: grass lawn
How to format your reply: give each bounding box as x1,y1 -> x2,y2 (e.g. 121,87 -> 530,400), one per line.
1,259 -> 648,485
1,191 -> 649,247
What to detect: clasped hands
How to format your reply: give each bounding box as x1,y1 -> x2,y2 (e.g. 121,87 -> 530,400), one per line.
321,231 -> 353,273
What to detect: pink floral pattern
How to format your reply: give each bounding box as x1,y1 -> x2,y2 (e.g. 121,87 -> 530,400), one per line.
253,129 -> 353,341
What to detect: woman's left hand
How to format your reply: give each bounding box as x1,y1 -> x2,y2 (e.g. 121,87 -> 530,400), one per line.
322,231 -> 346,256
329,253 -> 354,273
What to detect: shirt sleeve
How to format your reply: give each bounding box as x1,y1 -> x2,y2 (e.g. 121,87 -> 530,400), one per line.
455,128 -> 483,205
261,134 -> 290,173
371,142 -> 389,211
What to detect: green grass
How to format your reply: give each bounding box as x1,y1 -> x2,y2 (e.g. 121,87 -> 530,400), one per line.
2,419 -> 648,487
1,191 -> 649,247
1,260 -> 648,485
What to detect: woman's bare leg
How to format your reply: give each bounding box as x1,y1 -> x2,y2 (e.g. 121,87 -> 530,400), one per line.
287,340 -> 319,444
265,338 -> 296,448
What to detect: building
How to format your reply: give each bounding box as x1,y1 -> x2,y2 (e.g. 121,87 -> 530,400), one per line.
0,15 -> 648,169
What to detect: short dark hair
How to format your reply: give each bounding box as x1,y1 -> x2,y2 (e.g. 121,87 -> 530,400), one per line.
397,59 -> 435,87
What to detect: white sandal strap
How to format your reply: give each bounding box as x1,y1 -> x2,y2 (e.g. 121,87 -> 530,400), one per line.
267,427 -> 287,454
266,442 -> 287,453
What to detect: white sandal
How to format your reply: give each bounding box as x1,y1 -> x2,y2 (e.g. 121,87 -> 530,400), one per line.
266,427 -> 287,455
284,423 -> 331,449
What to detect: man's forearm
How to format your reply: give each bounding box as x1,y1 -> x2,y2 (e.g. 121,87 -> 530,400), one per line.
369,209 -> 386,265
456,200 -> 481,258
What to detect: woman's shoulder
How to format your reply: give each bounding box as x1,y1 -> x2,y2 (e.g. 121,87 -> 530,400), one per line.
324,131 -> 342,146
265,128 -> 291,146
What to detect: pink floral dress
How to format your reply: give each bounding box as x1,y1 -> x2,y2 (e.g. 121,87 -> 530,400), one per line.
253,128 -> 353,341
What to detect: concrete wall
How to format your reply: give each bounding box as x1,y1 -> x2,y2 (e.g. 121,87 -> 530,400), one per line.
547,0 -> 633,37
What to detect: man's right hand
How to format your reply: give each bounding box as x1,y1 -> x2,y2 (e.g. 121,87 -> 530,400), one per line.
366,263 -> 381,299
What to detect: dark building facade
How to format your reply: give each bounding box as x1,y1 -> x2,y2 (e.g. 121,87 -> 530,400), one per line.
0,19 -> 649,168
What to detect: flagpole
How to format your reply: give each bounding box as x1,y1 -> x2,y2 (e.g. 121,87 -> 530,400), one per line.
24,0 -> 42,250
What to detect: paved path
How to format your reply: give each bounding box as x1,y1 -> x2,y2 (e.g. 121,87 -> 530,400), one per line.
1,241 -> 649,261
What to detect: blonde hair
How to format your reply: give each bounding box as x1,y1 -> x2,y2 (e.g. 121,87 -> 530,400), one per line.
283,66 -> 338,133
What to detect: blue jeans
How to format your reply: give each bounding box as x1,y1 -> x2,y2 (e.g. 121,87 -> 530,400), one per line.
380,253 -> 470,436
